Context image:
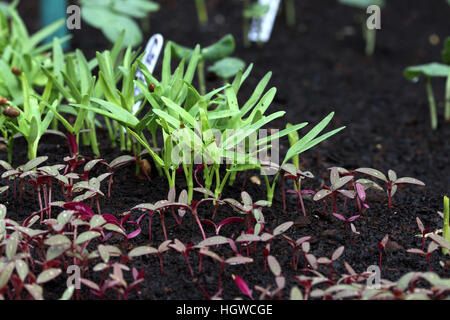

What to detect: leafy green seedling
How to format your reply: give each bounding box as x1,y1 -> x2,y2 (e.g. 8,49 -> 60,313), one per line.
80,0 -> 160,46
338,0 -> 385,56
404,63 -> 450,130
208,57 -> 246,83
441,37 -> 450,121
170,34 -> 237,94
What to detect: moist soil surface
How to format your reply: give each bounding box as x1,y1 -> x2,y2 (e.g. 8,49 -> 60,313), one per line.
5,0 -> 450,299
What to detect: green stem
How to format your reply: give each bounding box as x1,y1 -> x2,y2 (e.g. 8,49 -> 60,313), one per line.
425,76 -> 438,130
88,120 -> 100,156
195,0 -> 208,25
285,0 -> 296,27
28,140 -> 38,160
197,60 -> 206,96
264,172 -> 280,207
443,196 -> 449,255
445,74 -> 450,121
216,170 -> 231,199
364,25 -> 376,56
119,125 -> 126,151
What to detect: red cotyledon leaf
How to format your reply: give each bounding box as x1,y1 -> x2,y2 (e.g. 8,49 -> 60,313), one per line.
232,274 -> 253,300
63,202 -> 93,218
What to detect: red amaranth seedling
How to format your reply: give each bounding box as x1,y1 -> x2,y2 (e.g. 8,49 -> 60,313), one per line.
169,239 -> 195,277
407,242 -> 439,272
332,213 -> 360,232
313,167 -> 355,214
416,217 -> 433,251
354,168 -> 425,208
317,246 -> 345,281
281,163 -> 315,216
378,234 -> 389,268
128,240 -> 172,275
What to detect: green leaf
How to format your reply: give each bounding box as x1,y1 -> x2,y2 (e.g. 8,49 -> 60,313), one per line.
75,231 -> 100,245
208,57 -> 246,80
338,0 -> 385,10
404,63 -> 450,81
442,37 -> 450,65
37,268 -> 62,284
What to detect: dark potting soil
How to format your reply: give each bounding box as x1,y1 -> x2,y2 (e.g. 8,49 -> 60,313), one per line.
5,0 -> 450,299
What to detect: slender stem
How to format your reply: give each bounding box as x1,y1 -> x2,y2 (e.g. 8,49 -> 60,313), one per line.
285,0 -> 296,27
445,74 -> 450,121
425,76 -> 438,130
194,0 -> 208,25
443,196 -> 449,255
197,60 -> 206,95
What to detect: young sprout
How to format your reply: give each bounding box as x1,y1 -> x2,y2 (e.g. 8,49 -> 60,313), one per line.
377,234 -> 389,268
416,217 -> 433,251
332,213 -> 360,232
407,242 -> 439,272
285,0 -> 296,27
170,34 -> 236,94
354,168 -> 425,208
443,37 -> 450,121
338,0 -> 385,56
207,57 -> 246,83
128,240 -> 172,275
404,62 -> 450,129
443,196 -> 449,255
313,167 -> 355,213
194,0 -> 208,25
317,246 -> 345,281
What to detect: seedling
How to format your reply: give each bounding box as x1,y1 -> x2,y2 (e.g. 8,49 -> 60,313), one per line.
79,0 -> 160,46
377,234 -> 389,268
170,34 -> 237,94
194,0 -> 208,25
354,168 -> 425,208
317,246 -> 345,280
443,196 -> 449,255
128,240 -> 172,274
338,0 -> 385,56
407,242 -> 439,272
404,62 -> 450,129
416,217 -> 433,251
313,167 -> 355,214
332,213 -> 360,232
169,239 -> 195,277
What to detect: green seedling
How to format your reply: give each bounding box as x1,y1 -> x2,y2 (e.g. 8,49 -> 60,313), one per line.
404,63 -> 450,130
4,75 -> 54,160
195,0 -> 208,25
262,112 -> 345,205
0,3 -> 69,103
79,0 -> 160,46
443,196 -> 449,255
208,57 -> 246,83
338,0 -> 385,56
170,34 -> 237,94
441,37 -> 450,121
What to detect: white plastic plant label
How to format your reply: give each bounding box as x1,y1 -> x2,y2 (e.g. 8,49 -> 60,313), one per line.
132,33 -> 164,115
248,0 -> 281,43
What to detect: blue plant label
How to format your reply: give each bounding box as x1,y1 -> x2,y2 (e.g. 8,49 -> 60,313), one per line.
132,34 -> 164,115
248,0 -> 281,43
